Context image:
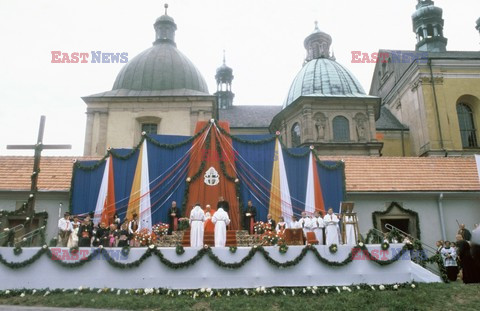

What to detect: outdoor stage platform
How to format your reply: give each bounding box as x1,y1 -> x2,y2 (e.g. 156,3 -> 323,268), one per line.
0,244 -> 441,290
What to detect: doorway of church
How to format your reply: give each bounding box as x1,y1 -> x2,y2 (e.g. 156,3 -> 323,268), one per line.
380,218 -> 410,235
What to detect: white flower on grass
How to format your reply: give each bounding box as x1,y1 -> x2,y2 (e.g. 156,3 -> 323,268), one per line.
282,290 -> 286,296
312,290 -> 316,294
193,292 -> 198,299
271,289 -> 275,294
256,287 -> 261,293
336,287 -> 340,293
124,290 -> 129,295
200,288 -> 206,293
227,291 -> 230,297
291,289 -> 295,296
206,288 -> 212,293
261,286 -> 266,292
411,284 -> 416,289
370,286 -> 375,291
178,290 -> 182,296
306,286 -> 311,290
393,285 -> 399,290
379,285 -> 385,291
244,289 -> 249,295
97,289 -> 102,294
313,286 -> 318,290
117,290 -> 121,295
62,289 -> 67,293
20,292 -> 25,298
74,291 -> 78,295
356,286 -> 361,290
302,288 -> 306,294
155,289 -> 160,294
32,290 -> 36,295
209,291 -> 214,297
78,286 -> 83,291
324,289 -> 328,294
44,291 -> 50,297
167,290 -> 172,296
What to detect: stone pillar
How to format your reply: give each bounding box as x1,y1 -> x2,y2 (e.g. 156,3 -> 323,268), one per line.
83,112 -> 94,156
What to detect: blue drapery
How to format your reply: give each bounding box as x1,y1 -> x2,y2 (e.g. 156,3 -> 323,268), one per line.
70,132 -> 345,224
232,135 -> 276,222
70,161 -> 106,216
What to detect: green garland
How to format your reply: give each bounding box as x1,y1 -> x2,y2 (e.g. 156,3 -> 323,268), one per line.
121,246 -> 130,257
279,244 -> 288,254
372,202 -> 421,240
176,245 -> 185,255
0,243 -> 417,272
381,242 -> 390,250
13,246 -> 22,256
215,122 -> 276,145
229,246 -> 237,253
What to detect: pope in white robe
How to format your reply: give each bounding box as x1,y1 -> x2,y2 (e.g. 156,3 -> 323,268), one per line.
311,211 -> 325,245
324,208 -> 340,246
189,204 -> 205,247
212,208 -> 231,247
344,215 -> 357,246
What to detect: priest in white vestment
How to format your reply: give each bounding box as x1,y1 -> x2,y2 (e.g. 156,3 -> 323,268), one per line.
344,215 -> 358,246
312,211 -> 325,245
189,204 -> 205,247
324,208 -> 340,246
212,208 -> 231,247
298,212 -> 311,237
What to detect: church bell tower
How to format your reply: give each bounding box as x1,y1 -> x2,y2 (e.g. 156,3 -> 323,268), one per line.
412,0 -> 448,52
214,51 -> 235,110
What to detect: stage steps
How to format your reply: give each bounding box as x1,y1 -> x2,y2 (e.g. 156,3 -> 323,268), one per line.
181,230 -> 237,247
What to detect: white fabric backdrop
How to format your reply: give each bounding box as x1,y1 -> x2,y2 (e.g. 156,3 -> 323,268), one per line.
0,244 -> 440,290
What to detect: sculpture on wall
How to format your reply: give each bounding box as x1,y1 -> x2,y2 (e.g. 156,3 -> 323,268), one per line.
314,113 -> 327,141
354,113 -> 368,141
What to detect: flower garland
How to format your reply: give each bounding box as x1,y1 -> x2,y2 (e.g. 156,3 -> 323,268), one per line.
134,229 -> 157,247
152,223 -> 169,237
329,244 -> 338,254
372,202 -> 421,239
175,245 -> 185,255
381,242 -> 390,250
0,282 -> 418,298
177,218 -> 189,231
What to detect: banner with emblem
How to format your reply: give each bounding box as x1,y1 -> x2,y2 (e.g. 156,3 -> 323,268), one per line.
184,121 -> 240,230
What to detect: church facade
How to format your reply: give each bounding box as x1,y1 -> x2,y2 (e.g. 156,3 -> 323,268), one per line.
1,1 -> 480,250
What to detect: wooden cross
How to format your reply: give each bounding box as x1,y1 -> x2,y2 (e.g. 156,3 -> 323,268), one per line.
7,115 -> 71,216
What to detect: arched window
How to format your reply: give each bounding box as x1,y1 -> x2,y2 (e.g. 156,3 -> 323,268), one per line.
142,123 -> 158,135
291,123 -> 301,147
457,103 -> 477,148
333,116 -> 350,142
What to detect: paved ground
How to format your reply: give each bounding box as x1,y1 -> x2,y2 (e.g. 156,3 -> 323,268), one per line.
0,306 -> 124,311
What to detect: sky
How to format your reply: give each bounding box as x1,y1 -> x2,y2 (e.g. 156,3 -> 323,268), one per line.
0,0 -> 479,156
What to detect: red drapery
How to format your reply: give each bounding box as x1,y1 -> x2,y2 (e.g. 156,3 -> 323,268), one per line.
185,121 -> 240,229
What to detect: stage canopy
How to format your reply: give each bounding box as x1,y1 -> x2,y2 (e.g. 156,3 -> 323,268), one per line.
70,121 -> 345,230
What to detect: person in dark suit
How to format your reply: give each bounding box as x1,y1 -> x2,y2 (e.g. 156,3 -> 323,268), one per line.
243,200 -> 257,234
168,201 -> 179,235
266,213 -> 276,231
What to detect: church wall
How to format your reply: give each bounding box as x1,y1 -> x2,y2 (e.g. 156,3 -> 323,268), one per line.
84,99 -> 214,155
0,191 -> 70,241
376,130 -> 411,156
348,192 -> 480,248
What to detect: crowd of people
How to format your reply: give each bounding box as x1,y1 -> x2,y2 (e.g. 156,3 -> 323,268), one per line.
57,211 -> 138,248
436,223 -> 480,284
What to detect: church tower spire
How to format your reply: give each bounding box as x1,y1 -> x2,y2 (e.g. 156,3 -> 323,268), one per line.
304,21 -> 333,63
153,4 -> 177,46
214,51 -> 235,110
412,0 -> 448,52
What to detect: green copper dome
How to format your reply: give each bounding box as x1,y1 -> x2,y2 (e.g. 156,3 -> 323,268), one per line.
112,11 -> 209,95
283,58 -> 366,108
112,43 -> 209,94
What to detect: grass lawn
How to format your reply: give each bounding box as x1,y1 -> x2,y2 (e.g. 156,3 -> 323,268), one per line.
0,282 -> 479,311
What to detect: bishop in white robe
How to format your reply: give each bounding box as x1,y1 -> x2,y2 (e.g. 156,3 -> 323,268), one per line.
212,208 -> 231,247
189,204 -> 205,248
324,208 -> 340,246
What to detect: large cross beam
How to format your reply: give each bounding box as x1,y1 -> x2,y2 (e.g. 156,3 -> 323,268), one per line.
7,116 -> 71,217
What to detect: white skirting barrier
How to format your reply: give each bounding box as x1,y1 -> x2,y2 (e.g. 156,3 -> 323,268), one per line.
0,244 -> 441,290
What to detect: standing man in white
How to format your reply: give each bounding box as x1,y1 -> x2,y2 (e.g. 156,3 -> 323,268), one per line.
324,208 -> 340,246
344,214 -> 358,246
212,208 -> 231,247
312,211 -> 325,245
189,203 -> 205,247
